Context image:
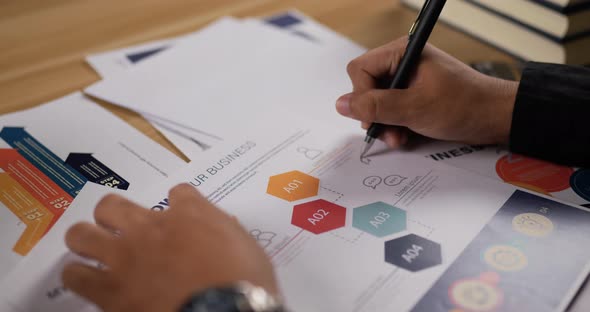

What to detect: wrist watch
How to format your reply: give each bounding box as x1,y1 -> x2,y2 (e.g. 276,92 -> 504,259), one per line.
179,281 -> 285,312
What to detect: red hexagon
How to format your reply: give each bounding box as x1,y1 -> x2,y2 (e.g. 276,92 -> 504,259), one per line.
291,199 -> 346,234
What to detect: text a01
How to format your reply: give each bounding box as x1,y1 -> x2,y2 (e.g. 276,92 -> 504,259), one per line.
284,179 -> 304,194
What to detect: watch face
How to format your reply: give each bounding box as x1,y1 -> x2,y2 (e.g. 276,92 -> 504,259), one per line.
180,288 -> 244,312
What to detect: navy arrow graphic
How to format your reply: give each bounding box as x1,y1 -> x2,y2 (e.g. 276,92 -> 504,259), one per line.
65,153 -> 130,190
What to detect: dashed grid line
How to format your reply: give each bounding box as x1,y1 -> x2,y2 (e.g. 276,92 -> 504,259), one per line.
329,231 -> 364,244
320,186 -> 344,202
407,218 -> 435,237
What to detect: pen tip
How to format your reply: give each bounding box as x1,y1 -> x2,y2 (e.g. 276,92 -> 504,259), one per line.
360,138 -> 375,161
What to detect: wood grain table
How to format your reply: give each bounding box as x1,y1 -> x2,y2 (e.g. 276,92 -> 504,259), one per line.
1,0 -> 587,310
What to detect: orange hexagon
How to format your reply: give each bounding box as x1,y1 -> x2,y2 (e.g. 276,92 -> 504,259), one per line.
266,170 -> 319,202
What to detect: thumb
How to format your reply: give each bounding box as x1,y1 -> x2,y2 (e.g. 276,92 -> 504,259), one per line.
336,89 -> 415,125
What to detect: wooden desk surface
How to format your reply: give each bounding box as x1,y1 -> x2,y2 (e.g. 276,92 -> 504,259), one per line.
1,1 -> 588,310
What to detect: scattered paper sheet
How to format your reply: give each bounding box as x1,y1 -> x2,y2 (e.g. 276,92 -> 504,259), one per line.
86,11 -> 359,78
85,17 -> 365,146
0,92 -> 185,280
85,11 -> 365,161
3,118 -> 589,312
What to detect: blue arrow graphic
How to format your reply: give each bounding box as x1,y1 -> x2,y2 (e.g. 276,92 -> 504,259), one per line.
0,127 -> 86,197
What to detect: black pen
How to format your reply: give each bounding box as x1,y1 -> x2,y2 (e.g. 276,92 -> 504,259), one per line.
361,0 -> 447,159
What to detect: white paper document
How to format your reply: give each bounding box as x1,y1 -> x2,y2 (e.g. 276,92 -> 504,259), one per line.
85,11 -> 365,160
4,119 -> 590,312
0,92 -> 184,280
86,11 -> 360,78
85,17 -> 365,147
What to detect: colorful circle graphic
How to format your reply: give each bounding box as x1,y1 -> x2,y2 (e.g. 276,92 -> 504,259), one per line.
512,213 -> 554,237
570,169 -> 590,202
484,245 -> 528,272
449,279 -> 502,311
496,154 -> 574,193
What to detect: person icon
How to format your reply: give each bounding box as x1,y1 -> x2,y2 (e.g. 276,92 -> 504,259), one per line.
297,146 -> 323,160
250,229 -> 277,249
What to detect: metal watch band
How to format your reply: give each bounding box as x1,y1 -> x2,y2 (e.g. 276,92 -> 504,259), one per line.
179,281 -> 285,312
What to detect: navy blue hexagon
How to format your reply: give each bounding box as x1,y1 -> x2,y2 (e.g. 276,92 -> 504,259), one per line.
384,234 -> 442,272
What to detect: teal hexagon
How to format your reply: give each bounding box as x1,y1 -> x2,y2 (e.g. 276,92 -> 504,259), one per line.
353,202 -> 406,237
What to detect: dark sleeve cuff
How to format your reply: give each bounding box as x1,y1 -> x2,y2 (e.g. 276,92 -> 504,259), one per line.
509,62 -> 590,167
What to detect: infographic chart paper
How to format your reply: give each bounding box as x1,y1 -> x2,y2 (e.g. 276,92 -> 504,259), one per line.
408,140 -> 590,207
413,190 -> 590,311
0,92 -> 184,279
3,121 -> 590,312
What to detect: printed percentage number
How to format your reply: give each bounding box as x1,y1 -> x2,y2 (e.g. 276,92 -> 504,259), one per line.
50,197 -> 71,209
283,179 -> 304,194
101,176 -> 121,188
402,244 -> 424,263
370,211 -> 391,228
105,179 -> 121,187
308,209 -> 330,225
25,210 -> 44,220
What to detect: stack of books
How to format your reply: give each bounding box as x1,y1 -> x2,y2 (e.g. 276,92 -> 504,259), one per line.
402,0 -> 590,64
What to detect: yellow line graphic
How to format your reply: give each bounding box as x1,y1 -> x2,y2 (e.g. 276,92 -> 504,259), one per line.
0,173 -> 54,256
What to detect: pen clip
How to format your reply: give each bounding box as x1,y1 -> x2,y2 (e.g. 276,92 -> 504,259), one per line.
409,0 -> 431,37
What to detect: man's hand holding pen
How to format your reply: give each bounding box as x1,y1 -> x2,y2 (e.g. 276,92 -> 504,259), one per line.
336,38 -> 518,148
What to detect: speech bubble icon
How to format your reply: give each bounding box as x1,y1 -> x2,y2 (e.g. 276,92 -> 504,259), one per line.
363,176 -> 382,189
384,175 -> 407,186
